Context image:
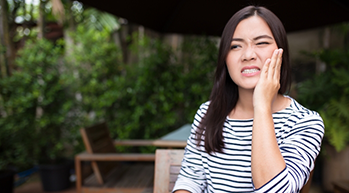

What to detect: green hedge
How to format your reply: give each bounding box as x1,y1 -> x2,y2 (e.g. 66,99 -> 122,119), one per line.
0,26 -> 218,169
0,39 -> 80,170
69,27 -> 218,146
297,48 -> 349,152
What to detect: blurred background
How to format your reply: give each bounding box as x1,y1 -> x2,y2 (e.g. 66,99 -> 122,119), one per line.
0,0 -> 349,192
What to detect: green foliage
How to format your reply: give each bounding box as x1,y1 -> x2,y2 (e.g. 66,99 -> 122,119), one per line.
320,97 -> 349,151
0,39 -> 80,170
179,36 -> 218,119
68,27 -> 217,152
1,22 -> 218,170
115,35 -> 216,149
110,35 -> 217,153
67,25 -> 124,126
297,48 -> 349,152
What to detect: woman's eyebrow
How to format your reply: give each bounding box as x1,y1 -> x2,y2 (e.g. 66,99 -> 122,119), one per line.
231,38 -> 244,42
253,35 -> 273,41
231,35 -> 273,42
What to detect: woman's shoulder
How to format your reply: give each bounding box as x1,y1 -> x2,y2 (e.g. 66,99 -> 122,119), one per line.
195,101 -> 210,114
284,96 -> 325,138
192,101 -> 209,120
287,96 -> 323,121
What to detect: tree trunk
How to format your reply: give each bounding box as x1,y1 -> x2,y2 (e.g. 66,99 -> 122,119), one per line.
0,0 -> 13,76
37,0 -> 46,39
117,23 -> 138,64
0,2 -> 4,78
66,0 -> 76,32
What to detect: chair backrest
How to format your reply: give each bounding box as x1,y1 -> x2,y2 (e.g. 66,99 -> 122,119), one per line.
154,149 -> 184,193
153,149 -> 314,193
80,122 -> 117,184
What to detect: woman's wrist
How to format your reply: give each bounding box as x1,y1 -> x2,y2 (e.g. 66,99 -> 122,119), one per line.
253,104 -> 272,115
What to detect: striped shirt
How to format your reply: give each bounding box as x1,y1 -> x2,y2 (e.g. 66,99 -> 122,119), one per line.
173,96 -> 324,193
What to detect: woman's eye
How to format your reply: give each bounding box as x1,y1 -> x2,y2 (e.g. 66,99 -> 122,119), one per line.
230,45 -> 240,49
257,42 -> 269,45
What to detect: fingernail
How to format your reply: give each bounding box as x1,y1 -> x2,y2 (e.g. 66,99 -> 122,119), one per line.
274,49 -> 279,55
279,48 -> 283,54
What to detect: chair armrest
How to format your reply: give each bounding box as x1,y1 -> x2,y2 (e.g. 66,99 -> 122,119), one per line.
152,140 -> 187,148
75,152 -> 155,161
113,139 -> 187,148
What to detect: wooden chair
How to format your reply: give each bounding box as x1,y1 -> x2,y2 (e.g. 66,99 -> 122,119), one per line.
75,122 -> 156,193
153,149 -> 314,193
333,180 -> 349,193
154,149 -> 185,193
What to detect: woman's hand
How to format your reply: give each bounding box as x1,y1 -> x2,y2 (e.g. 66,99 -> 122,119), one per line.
251,48 -> 286,188
253,48 -> 283,110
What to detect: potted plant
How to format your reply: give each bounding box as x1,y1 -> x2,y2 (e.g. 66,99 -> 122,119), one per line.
10,39 -> 80,191
0,170 -> 15,193
0,43 -> 42,193
0,127 -> 17,193
0,121 -> 35,193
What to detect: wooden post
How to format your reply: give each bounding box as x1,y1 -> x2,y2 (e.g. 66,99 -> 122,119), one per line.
75,155 -> 82,193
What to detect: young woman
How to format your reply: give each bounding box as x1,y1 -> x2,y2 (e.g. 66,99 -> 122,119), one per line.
173,5 -> 324,193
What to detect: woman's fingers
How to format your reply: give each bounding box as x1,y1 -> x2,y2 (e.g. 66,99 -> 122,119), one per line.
265,48 -> 283,80
267,49 -> 279,79
262,58 -> 271,77
258,48 -> 283,87
274,49 -> 283,80
254,49 -> 282,107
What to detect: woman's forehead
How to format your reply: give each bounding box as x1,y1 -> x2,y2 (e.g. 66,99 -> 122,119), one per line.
232,16 -> 273,39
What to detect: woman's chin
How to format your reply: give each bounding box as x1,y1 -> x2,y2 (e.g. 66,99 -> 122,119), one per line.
236,81 -> 258,91
238,85 -> 257,91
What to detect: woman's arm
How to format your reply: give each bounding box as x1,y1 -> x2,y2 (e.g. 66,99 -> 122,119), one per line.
251,48 -> 324,192
172,103 -> 208,193
251,49 -> 286,188
252,111 -> 324,192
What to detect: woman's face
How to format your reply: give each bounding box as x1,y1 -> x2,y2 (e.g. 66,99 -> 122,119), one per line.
226,16 -> 278,90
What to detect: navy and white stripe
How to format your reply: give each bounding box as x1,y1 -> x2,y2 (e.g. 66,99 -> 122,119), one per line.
173,96 -> 324,193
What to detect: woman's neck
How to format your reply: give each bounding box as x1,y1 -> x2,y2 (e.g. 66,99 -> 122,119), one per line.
229,88 -> 255,119
228,88 -> 290,120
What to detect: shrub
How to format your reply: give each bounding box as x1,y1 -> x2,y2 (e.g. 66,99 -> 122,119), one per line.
297,48 -> 349,152
0,39 -> 80,170
69,27 -> 218,151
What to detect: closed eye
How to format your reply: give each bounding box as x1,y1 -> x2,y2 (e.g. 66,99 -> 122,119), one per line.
230,45 -> 241,49
256,42 -> 270,45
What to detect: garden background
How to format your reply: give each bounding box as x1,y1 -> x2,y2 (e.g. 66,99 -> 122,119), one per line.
1,0 -> 349,192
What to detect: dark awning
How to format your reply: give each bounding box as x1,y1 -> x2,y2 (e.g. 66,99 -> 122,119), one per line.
78,0 -> 349,36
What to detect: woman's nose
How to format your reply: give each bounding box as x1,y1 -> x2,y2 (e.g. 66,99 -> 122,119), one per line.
242,46 -> 256,61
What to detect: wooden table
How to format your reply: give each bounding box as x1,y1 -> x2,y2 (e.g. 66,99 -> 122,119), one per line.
114,139 -> 187,148
114,124 -> 191,148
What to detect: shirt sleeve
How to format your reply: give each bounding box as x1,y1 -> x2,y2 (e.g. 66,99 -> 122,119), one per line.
172,103 -> 208,193
254,112 -> 325,193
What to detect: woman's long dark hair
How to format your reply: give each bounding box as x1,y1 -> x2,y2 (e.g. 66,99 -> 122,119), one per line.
196,5 -> 291,154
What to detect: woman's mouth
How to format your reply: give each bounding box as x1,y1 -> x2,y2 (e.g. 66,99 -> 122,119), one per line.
241,67 -> 260,77
242,68 -> 260,74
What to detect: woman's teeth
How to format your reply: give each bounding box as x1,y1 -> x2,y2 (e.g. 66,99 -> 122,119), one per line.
242,69 -> 259,74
